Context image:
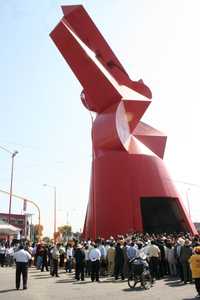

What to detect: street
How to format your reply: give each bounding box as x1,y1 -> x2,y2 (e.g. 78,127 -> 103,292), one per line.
0,267 -> 197,300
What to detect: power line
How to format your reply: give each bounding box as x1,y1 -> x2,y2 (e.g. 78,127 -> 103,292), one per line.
164,177 -> 200,189
0,145 -> 12,155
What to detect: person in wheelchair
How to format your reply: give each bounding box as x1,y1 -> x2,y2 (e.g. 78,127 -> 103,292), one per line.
128,254 -> 152,289
130,254 -> 149,276
129,240 -> 148,277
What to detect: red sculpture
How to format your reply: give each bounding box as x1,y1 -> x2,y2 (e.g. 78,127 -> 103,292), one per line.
50,5 -> 197,239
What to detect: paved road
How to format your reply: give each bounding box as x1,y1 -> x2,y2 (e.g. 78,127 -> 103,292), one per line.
0,267 -> 197,300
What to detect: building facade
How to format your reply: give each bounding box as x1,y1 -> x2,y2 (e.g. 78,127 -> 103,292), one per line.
0,213 -> 30,239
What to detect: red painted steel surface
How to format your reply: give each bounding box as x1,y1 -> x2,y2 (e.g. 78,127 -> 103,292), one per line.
50,5 -> 197,238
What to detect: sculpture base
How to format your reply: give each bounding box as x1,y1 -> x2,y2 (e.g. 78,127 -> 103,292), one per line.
83,151 -> 197,239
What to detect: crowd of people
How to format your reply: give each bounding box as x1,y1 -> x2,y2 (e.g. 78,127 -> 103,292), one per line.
1,232 -> 200,296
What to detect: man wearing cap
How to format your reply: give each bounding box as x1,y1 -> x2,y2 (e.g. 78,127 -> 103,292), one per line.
13,244 -> 32,290
74,244 -> 85,281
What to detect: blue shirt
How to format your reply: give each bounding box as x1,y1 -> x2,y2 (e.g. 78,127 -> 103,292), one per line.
127,246 -> 138,260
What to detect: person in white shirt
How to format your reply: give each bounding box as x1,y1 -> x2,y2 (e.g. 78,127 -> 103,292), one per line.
147,241 -> 161,280
66,244 -> 73,273
5,246 -> 14,267
84,244 -> 91,276
50,244 -> 60,277
89,244 -> 101,282
98,241 -> 107,276
13,244 -> 32,290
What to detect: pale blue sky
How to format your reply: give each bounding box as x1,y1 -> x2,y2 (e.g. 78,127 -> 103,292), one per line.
0,0 -> 200,237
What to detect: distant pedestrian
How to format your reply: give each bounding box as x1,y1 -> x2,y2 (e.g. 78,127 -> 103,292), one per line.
107,242 -> 115,276
13,244 -> 31,290
179,239 -> 192,284
0,243 -> 6,267
66,244 -> 73,273
83,245 -> 91,276
114,242 -> 125,280
59,244 -> 65,268
189,246 -> 200,297
5,245 -> 14,267
147,240 -> 161,280
51,244 -> 60,277
74,244 -> 85,281
127,241 -> 138,278
89,244 -> 101,282
41,245 -> 49,272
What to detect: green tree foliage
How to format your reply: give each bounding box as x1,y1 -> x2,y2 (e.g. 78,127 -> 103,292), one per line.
42,236 -> 51,244
58,225 -> 72,241
34,224 -> 43,242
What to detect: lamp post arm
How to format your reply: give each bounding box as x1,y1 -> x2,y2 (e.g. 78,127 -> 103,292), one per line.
0,145 -> 13,155
0,189 -> 41,225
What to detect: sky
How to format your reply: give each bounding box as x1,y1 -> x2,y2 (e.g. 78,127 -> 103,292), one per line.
0,0 -> 200,237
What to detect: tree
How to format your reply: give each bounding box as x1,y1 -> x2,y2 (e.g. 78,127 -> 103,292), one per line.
58,225 -> 72,241
42,236 -> 51,244
34,224 -> 43,242
73,231 -> 82,241
54,231 -> 60,242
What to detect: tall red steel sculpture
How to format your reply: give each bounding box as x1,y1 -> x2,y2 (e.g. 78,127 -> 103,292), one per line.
50,5 -> 197,239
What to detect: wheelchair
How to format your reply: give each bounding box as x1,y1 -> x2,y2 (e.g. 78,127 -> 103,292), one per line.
128,257 -> 153,290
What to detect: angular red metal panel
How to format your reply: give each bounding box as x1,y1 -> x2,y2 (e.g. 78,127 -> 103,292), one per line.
50,20 -> 121,113
61,5 -> 129,77
61,5 -> 152,99
133,122 -> 167,158
123,100 -> 151,132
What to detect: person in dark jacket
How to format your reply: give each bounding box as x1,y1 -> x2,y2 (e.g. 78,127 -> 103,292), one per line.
179,239 -> 192,284
0,243 -> 6,267
74,244 -> 85,281
174,238 -> 185,281
156,239 -> 167,278
41,245 -> 49,272
114,242 -> 124,280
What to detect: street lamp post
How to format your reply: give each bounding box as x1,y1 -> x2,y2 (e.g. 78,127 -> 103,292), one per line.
8,151 -> 18,224
43,184 -> 57,241
0,146 -> 18,224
